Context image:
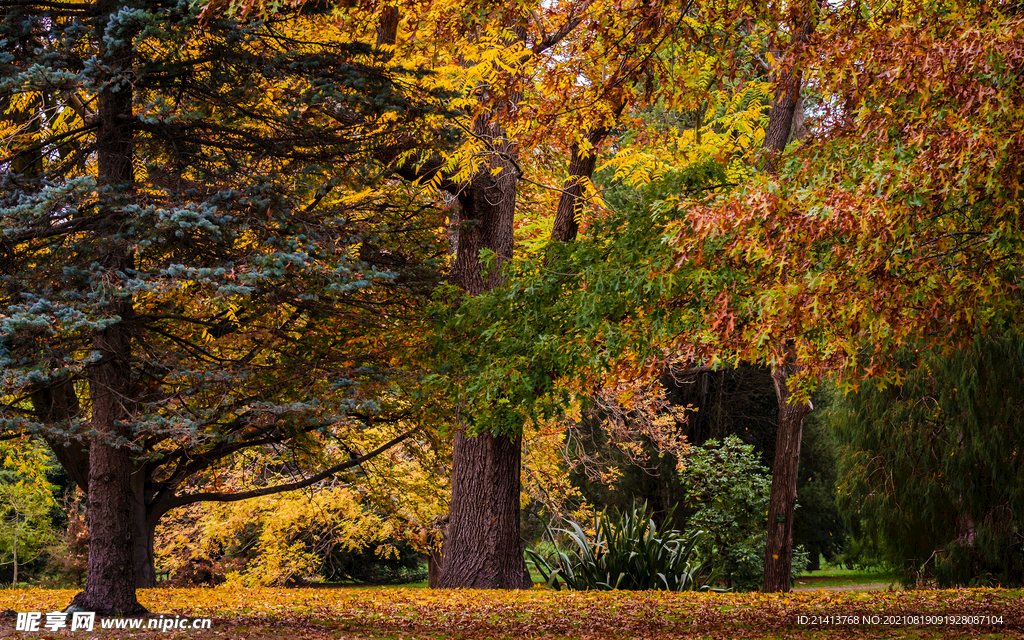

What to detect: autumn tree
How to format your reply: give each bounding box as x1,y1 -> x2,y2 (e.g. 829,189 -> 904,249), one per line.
362,0 -> 771,589
664,0 -> 1024,589
184,0 -> 1024,595
1,0 -> 449,613
419,0 -> 1024,594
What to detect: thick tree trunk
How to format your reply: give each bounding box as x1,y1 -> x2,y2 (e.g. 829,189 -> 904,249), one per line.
762,366 -> 811,593
438,432 -> 532,589
436,99 -> 532,586
70,306 -> 146,614
70,7 -> 146,613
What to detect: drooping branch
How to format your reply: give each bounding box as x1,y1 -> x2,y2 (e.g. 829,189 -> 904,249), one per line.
160,429 -> 415,513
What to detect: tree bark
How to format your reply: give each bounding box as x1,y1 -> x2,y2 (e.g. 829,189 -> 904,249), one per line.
762,366 -> 811,592
69,5 -> 146,612
760,11 -> 815,173
438,432 -> 532,589
32,380 -> 91,494
759,3 -> 816,593
70,301 -> 147,614
435,60 -> 531,585
550,128 -> 606,243
438,163 -> 530,589
130,469 -> 157,588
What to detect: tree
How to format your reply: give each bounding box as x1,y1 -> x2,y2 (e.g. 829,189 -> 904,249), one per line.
663,0 -> 1024,589
358,0 -> 758,589
832,333 -> 1024,587
0,439 -> 57,585
678,435 -> 772,591
1,0 -> 448,613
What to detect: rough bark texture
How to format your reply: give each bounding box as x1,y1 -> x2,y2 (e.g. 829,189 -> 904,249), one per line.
70,301 -> 146,614
438,138 -> 530,589
69,8 -> 146,612
439,432 -> 532,589
30,383 -> 158,588
763,366 -> 811,592
434,39 -> 532,585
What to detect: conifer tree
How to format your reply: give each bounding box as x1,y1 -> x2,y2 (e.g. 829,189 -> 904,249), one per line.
1,0 -> 447,613
833,334 -> 1024,587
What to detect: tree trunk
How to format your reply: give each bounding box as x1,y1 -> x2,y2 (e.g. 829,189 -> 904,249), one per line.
436,96 -> 532,586
762,366 -> 811,592
550,128 -> 606,243
439,432 -> 532,589
130,469 -> 157,588
70,308 -> 146,614
759,4 -> 817,593
69,6 -> 146,613
760,9 -> 816,173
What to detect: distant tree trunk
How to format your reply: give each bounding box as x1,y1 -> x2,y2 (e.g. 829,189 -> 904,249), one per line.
763,366 -> 811,592
427,548 -> 443,588
760,9 -> 815,173
12,527 -> 18,586
550,128 -> 606,243
69,5 -> 146,613
33,380 -> 91,495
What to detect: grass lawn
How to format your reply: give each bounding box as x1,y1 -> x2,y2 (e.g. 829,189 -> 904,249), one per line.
1,586 -> 1022,639
794,567 -> 898,590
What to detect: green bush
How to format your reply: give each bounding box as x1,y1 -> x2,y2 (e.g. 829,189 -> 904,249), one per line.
720,534 -> 810,591
677,435 -> 808,590
525,503 -> 717,591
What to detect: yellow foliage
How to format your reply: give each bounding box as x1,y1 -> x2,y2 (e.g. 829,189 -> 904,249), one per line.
156,479 -> 391,586
0,438 -> 55,501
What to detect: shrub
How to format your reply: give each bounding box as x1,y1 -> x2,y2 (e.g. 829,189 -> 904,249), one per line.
525,502 -> 716,591
720,533 -> 810,592
678,435 -> 790,590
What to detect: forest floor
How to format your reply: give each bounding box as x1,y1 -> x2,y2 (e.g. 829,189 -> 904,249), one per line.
2,587 -> 1022,639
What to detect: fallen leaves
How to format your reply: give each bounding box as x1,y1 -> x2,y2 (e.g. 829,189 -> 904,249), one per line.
1,587 -> 1022,639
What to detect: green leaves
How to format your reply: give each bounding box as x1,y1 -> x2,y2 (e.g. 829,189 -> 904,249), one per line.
526,502 -> 717,592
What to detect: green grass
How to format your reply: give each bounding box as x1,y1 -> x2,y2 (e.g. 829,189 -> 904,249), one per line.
794,567 -> 897,589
